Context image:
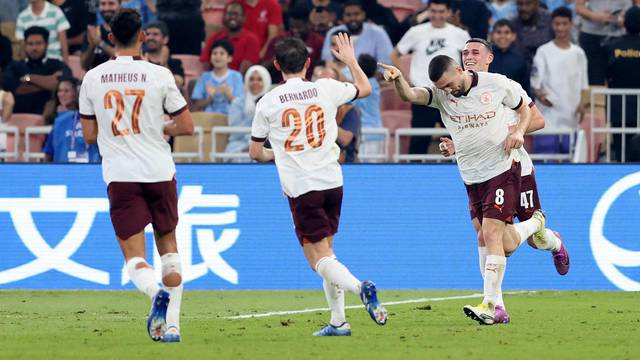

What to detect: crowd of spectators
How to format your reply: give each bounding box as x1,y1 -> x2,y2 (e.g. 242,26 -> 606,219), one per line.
0,0 -> 639,162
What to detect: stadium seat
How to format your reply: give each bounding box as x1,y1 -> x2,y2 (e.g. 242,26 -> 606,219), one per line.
68,55 -> 86,80
202,0 -> 228,36
179,112 -> 228,162
380,85 -> 410,111
4,114 -> 45,162
172,54 -> 204,81
382,110 -> 411,160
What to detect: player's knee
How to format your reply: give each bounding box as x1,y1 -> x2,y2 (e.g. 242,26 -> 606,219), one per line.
161,253 -> 182,287
126,257 -> 150,272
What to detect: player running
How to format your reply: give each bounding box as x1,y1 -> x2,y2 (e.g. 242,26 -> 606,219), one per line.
380,55 -> 548,325
249,34 -> 388,336
437,38 -> 571,323
79,9 -> 193,342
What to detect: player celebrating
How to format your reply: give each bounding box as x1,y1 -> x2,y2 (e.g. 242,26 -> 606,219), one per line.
79,9 -> 194,342
380,55 -> 547,325
249,34 -> 388,336
437,38 -> 571,323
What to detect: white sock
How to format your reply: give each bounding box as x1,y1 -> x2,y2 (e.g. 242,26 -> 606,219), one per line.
538,229 -> 562,252
126,257 -> 160,299
161,253 -> 183,331
315,256 -> 361,294
323,279 -> 346,326
513,217 -> 542,245
478,246 -> 487,279
482,255 -> 506,308
495,259 -> 507,308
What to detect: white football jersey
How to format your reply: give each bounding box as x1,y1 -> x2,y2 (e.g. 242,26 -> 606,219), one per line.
505,83 -> 534,177
251,77 -> 358,198
427,71 -> 524,184
79,56 -> 187,184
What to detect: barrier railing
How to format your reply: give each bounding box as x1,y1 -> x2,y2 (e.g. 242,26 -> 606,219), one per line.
172,126 -> 204,162
210,126 -> 252,162
357,128 -> 390,162
24,125 -> 52,162
590,89 -> 640,163
526,127 -> 576,162
0,125 -> 19,162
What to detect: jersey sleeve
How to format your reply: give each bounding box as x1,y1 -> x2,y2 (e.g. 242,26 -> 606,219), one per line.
317,78 -> 359,106
502,76 -> 524,110
78,75 -> 95,119
56,7 -> 71,32
426,86 -> 443,110
163,68 -> 187,116
251,100 -> 270,142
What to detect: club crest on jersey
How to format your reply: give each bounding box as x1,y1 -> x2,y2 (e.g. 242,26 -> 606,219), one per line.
480,92 -> 492,105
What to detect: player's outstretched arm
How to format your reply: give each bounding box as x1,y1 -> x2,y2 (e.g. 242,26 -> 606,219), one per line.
331,32 -> 372,98
526,104 -> 545,133
249,140 -> 274,162
378,63 -> 431,105
164,109 -> 195,136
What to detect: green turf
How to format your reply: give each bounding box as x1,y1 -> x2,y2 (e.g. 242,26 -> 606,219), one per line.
0,290 -> 638,359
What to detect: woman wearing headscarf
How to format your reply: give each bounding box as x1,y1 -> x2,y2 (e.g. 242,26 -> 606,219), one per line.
224,65 -> 272,159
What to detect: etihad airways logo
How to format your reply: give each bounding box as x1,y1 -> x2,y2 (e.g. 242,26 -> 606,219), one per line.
0,185 -> 240,286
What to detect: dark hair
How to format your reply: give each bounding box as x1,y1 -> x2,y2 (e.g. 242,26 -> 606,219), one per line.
24,26 -> 49,43
624,6 -> 640,35
493,19 -> 515,32
109,8 -> 142,46
275,37 -> 309,74
466,38 -> 493,53
44,76 -> 80,124
343,0 -> 364,12
428,0 -> 451,8
210,39 -> 234,57
145,20 -> 169,37
358,53 -> 377,78
551,6 -> 573,21
428,55 -> 456,82
289,5 -> 310,22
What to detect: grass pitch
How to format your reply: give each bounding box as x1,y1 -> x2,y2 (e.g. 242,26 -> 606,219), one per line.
0,290 -> 638,359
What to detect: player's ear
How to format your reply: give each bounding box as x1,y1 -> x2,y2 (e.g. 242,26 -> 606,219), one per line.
304,57 -> 311,71
273,59 -> 281,72
138,31 -> 146,44
487,53 -> 494,64
108,32 -> 116,45
163,36 -> 169,46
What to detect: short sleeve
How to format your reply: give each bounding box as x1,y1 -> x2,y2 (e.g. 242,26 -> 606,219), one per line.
15,17 -> 24,40
502,76 -> 524,110
56,8 -> 71,32
251,100 -> 270,142
267,0 -> 283,26
79,75 -> 95,119
426,86 -> 443,109
190,75 -> 207,100
163,69 -> 187,116
396,26 -> 418,56
317,78 -> 358,106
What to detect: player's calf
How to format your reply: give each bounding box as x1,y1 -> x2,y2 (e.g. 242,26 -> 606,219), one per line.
161,253 -> 183,342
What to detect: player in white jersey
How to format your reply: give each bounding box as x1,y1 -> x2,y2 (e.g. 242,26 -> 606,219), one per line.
380,55 -> 549,325
249,34 -> 388,336
79,9 -> 193,343
436,38 -> 571,323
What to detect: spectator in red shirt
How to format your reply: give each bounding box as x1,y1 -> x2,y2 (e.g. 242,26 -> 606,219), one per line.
237,0 -> 283,59
200,2 -> 261,74
262,6 -> 324,82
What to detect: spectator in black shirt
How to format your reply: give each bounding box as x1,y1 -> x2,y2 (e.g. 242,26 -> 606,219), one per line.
0,33 -> 11,70
606,6 -> 640,161
156,0 -> 204,55
489,19 -> 530,95
3,26 -> 71,115
80,0 -> 121,70
142,21 -> 185,88
512,0 -> 553,75
51,0 -> 88,54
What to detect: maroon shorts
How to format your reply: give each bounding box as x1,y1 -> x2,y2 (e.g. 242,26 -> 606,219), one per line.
287,186 -> 343,246
466,162 -> 521,224
107,178 -> 179,240
516,170 -> 542,221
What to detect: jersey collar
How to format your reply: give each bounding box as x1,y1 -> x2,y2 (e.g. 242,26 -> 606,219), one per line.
461,70 -> 479,97
111,56 -> 144,61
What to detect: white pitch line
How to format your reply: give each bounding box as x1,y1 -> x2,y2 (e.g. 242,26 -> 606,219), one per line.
224,290 -> 536,320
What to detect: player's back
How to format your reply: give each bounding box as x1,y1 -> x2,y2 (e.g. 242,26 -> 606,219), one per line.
80,56 -> 186,184
252,77 -> 358,197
